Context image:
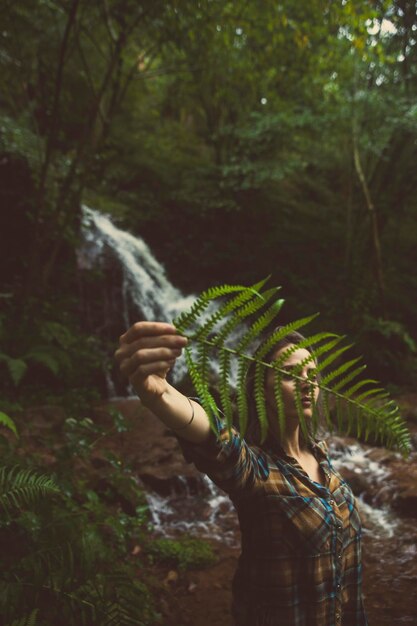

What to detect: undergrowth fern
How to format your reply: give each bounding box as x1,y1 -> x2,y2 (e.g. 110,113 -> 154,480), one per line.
173,279 -> 411,457
0,466 -> 59,519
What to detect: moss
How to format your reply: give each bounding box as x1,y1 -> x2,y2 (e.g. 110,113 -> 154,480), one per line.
146,537 -> 217,571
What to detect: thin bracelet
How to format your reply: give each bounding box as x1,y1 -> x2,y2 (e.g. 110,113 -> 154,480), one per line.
172,397 -> 195,431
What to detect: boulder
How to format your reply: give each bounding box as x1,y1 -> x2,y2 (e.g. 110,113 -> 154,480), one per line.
94,399 -> 208,496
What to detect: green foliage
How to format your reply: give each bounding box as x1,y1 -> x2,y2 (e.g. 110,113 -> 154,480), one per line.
0,466 -> 59,520
0,299 -> 105,411
0,114 -> 44,171
174,280 -> 412,457
5,609 -> 39,626
0,408 -> 161,625
1,0 -> 417,394
0,353 -> 28,386
146,538 -> 217,571
0,412 -> 18,438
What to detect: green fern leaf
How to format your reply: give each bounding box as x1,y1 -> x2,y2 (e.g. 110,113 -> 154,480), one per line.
0,355 -> 27,386
212,288 -> 283,349
254,315 -> 320,361
294,381 -> 309,441
25,348 -> 60,375
0,411 -> 18,437
184,349 -> 220,430
191,280 -> 273,342
175,282 -> 256,333
173,282 -> 411,457
219,349 -> 233,433
330,365 -> 367,392
0,466 -> 59,519
236,359 -> 250,437
273,373 -> 286,438
254,361 -> 268,442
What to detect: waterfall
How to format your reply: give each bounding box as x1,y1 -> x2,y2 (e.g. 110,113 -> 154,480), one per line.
80,205 -> 198,382
81,206 -> 196,323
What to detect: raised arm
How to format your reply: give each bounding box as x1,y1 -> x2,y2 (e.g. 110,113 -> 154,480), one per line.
114,321 -> 211,444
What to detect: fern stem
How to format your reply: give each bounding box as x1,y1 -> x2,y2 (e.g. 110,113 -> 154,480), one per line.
182,334 -> 410,454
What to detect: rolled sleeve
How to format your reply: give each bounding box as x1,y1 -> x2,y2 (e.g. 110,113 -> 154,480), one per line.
175,419 -> 269,495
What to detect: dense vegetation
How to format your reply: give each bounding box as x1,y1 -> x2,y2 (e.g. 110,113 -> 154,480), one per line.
1,1 -> 417,623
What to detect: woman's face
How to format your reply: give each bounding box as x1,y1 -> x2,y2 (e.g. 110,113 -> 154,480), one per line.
265,343 -> 319,426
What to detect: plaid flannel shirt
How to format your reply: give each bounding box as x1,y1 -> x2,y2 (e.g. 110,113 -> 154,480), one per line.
177,420 -> 368,626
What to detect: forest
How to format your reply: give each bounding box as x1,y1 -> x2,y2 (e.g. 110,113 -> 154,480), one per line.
1,1 -> 417,624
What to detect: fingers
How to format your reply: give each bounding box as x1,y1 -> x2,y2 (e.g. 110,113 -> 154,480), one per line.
119,346 -> 182,378
115,334 -> 187,361
115,321 -> 188,381
119,321 -> 180,345
127,360 -> 174,380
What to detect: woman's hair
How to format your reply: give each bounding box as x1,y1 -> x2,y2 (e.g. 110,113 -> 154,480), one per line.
243,327 -> 322,447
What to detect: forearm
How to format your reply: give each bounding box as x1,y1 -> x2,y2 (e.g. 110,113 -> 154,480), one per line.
141,383 -> 212,444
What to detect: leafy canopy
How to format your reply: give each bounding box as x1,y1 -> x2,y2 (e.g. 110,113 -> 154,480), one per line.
174,279 -> 411,458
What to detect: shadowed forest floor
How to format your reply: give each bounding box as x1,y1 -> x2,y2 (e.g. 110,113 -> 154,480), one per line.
10,401 -> 417,626
155,532 -> 417,626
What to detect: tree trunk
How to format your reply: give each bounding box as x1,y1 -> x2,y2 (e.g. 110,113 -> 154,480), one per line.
352,130 -> 386,316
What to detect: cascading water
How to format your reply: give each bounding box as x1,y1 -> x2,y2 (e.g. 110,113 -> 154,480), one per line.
329,441 -> 399,538
146,475 -> 240,547
81,205 -> 196,323
80,205 -> 233,385
80,205 -> 197,381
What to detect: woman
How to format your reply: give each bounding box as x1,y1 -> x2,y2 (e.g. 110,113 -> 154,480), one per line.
115,321 -> 368,626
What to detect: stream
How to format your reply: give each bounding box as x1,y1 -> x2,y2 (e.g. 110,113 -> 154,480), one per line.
83,208 -> 417,624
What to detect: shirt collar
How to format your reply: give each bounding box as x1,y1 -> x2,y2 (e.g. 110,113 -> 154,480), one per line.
262,434 -> 327,462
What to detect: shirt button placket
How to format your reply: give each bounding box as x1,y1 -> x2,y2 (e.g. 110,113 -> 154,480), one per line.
332,499 -> 344,623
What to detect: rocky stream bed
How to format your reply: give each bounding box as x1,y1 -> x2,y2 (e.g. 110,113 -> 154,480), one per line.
13,397 -> 417,625
102,397 -> 417,626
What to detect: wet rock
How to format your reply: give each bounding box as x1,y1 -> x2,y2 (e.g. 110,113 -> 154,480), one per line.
389,458 -> 417,517
96,399 -> 210,496
366,448 -> 396,465
395,393 -> 417,422
139,472 -> 209,497
336,467 -> 370,495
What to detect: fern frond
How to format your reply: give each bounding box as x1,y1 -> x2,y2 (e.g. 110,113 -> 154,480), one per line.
175,280 -> 265,334
325,364 -> 367,391
191,280 -> 273,342
0,411 -> 19,437
184,349 -> 219,431
219,349 -> 233,433
294,381 -> 309,442
273,373 -> 286,438
236,359 -> 250,437
212,288 -> 283,349
315,344 -> 353,373
321,389 -> 332,431
254,315 -> 320,361
0,466 -> 59,519
254,361 -> 268,442
173,282 -> 411,457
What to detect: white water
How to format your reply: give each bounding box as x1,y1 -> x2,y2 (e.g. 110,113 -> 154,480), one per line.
81,206 -> 196,322
145,475 -> 239,547
80,205 -> 239,386
329,441 -> 399,537
80,205 -> 198,382
145,440 -> 399,546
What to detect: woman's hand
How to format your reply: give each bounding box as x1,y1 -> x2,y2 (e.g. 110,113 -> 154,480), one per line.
114,321 -> 188,403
